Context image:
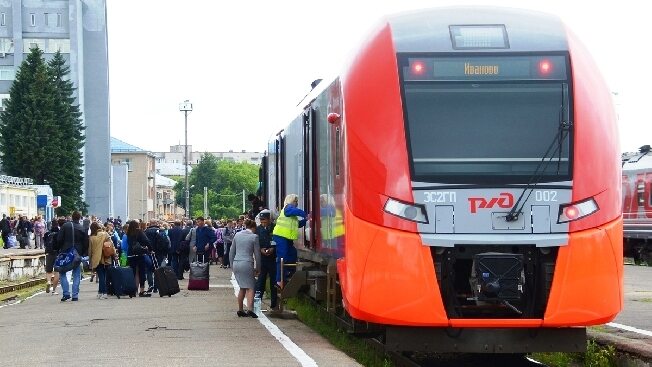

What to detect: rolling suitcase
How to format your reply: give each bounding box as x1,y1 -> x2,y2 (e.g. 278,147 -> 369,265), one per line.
152,254 -> 180,297
188,254 -> 209,290
108,259 -> 137,298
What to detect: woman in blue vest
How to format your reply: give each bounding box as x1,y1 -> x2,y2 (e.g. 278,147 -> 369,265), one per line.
273,194 -> 307,288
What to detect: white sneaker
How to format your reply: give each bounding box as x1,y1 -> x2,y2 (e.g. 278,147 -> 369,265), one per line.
100,294 -> 108,299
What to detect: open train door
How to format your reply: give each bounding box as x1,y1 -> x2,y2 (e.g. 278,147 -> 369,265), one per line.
303,107 -> 319,249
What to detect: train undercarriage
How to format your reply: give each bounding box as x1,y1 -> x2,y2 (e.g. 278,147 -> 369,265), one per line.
283,248 -> 586,354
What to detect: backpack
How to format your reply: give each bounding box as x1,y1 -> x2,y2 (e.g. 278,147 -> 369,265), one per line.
155,231 -> 170,254
44,231 -> 56,253
215,228 -> 224,244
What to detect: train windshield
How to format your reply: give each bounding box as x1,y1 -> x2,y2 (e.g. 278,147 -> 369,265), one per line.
399,55 -> 572,184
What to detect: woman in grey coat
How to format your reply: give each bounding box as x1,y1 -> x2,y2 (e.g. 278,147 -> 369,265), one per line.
229,219 -> 261,318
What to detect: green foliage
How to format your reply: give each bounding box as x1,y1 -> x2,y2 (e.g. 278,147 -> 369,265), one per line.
174,155 -> 259,219
0,49 -> 85,215
583,340 -> 616,367
286,296 -> 394,367
531,340 -> 617,367
531,351 -> 575,367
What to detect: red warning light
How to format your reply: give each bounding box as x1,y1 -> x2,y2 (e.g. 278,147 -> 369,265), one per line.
539,59 -> 552,75
564,205 -> 579,220
411,61 -> 426,75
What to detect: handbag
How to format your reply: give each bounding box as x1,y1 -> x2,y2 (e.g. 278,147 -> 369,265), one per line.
54,223 -> 82,273
102,238 -> 116,258
54,247 -> 81,273
128,237 -> 145,255
119,252 -> 128,266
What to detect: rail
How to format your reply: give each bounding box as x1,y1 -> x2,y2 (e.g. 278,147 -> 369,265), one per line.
0,277 -> 46,296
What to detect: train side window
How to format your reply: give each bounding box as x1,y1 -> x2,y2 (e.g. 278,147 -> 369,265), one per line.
335,127 -> 341,176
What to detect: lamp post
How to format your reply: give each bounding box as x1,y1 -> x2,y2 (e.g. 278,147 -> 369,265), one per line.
179,100 -> 193,218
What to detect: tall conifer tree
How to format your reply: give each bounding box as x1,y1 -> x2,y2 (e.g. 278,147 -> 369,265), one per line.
48,51 -> 86,214
0,48 -> 86,214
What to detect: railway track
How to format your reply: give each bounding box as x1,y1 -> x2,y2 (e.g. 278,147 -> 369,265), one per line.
296,293 -> 549,367
0,277 -> 46,297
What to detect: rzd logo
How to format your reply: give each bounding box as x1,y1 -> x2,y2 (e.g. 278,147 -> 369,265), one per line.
468,192 -> 514,213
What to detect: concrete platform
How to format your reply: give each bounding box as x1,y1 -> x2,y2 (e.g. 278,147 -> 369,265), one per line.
0,264 -> 361,367
590,265 -> 652,362
0,248 -> 45,281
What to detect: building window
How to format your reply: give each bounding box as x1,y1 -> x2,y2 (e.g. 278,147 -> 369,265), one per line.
46,39 -> 71,53
1,13 -> 5,26
0,67 -> 15,81
57,13 -> 62,27
0,38 -> 13,53
30,13 -> 36,26
24,38 -> 46,51
23,39 -> 69,53
44,13 -> 49,25
0,93 -> 10,111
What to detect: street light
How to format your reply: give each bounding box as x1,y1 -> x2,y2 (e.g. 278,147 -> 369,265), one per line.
179,100 -> 193,218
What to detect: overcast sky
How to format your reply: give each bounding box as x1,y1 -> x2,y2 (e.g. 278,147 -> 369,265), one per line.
106,0 -> 649,154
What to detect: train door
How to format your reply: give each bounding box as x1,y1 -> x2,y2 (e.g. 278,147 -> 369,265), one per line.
274,135 -> 286,213
303,107 -> 319,249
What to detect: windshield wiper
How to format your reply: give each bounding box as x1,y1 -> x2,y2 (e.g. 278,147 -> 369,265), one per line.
505,86 -> 571,222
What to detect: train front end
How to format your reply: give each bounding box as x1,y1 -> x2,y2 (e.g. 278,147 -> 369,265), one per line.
338,7 -> 622,351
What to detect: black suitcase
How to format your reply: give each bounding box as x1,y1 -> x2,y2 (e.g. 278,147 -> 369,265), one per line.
152,255 -> 180,297
108,260 -> 137,298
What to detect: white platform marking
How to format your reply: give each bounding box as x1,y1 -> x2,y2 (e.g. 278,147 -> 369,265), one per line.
606,322 -> 652,337
230,274 -> 318,367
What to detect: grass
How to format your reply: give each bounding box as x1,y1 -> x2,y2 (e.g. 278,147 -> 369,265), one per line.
531,340 -> 617,367
285,296 -> 393,367
0,283 -> 45,303
634,298 -> 652,303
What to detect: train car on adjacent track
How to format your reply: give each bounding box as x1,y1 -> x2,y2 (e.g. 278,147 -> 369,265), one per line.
262,7 -> 622,353
622,145 -> 652,263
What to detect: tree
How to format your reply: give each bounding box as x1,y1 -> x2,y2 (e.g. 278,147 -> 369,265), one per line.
174,155 -> 259,219
48,51 -> 86,215
0,49 -> 85,215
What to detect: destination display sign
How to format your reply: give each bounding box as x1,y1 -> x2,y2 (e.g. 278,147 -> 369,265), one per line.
403,55 -> 567,81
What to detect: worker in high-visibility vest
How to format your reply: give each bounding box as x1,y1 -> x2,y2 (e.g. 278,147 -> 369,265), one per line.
272,194 -> 307,288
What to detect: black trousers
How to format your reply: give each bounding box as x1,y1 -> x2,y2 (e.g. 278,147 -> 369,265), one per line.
255,259 -> 278,308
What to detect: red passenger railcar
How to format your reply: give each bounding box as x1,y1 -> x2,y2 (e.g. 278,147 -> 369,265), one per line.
622,145 -> 652,263
263,7 -> 622,353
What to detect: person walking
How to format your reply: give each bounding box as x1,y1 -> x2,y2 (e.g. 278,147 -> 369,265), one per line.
273,194 -> 308,288
1,214 -> 10,249
145,220 -> 170,293
193,217 -> 216,264
88,222 -> 113,299
222,220 -> 235,268
44,219 -> 62,295
230,219 -> 261,318
56,211 -> 89,302
33,215 -> 46,250
125,220 -> 152,297
168,221 -> 184,280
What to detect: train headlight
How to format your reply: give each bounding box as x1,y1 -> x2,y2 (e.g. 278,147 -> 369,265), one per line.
384,198 -> 429,224
557,197 -> 599,223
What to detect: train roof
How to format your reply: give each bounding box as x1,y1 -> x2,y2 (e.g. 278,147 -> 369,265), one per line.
387,6 -> 568,53
623,146 -> 652,171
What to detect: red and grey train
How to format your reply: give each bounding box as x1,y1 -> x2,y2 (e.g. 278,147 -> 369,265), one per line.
262,7 -> 622,353
622,145 -> 652,263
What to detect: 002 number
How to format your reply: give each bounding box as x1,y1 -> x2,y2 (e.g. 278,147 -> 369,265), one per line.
535,191 -> 558,202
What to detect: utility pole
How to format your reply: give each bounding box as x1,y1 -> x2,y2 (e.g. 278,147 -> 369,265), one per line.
179,100 -> 193,219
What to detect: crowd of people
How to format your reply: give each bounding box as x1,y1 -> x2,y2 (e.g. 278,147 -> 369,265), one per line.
29,193 -> 309,318
1,214 -> 48,249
